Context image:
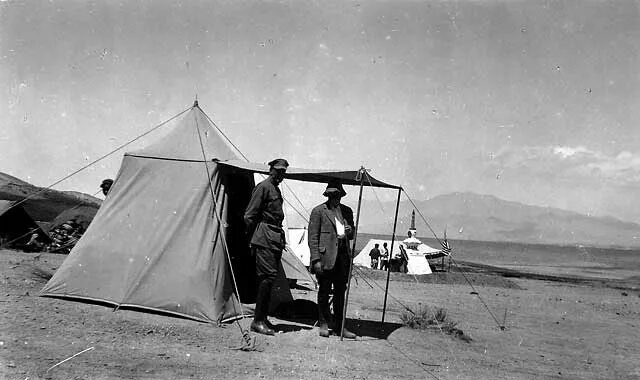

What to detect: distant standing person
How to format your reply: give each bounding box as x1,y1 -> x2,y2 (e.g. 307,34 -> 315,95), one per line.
368,243 -> 381,269
308,180 -> 357,339
244,158 -> 289,336
100,179 -> 114,196
380,242 -> 389,271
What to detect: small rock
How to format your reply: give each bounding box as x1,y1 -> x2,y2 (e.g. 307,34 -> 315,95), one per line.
621,292 -> 628,296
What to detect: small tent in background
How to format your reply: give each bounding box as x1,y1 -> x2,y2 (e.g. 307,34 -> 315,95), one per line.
281,245 -> 313,283
0,200 -> 50,249
287,227 -> 310,267
353,239 -> 434,275
40,103 -> 313,323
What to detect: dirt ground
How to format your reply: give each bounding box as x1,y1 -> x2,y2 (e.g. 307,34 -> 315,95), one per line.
2,249 -> 640,380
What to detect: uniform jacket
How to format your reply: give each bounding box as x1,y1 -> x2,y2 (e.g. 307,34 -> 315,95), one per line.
244,178 -> 286,250
308,202 -> 355,271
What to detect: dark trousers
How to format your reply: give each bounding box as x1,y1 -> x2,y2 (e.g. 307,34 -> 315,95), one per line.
316,243 -> 350,329
253,246 -> 282,322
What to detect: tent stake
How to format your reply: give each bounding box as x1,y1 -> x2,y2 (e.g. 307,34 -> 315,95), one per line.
381,188 -> 402,324
341,167 -> 366,341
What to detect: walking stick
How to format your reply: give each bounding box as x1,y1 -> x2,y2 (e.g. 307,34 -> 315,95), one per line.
381,187 -> 402,324
340,167 -> 366,341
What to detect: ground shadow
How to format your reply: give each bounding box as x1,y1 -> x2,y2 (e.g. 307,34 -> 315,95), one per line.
273,299 -> 403,339
273,299 -> 318,327
347,318 -> 404,340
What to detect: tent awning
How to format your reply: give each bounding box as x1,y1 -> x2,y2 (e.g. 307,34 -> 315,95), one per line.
217,160 -> 402,189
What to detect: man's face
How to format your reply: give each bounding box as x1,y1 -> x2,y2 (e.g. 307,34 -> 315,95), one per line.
270,168 -> 286,184
327,193 -> 342,205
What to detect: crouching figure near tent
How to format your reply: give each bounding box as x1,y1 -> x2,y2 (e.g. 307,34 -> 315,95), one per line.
308,181 -> 357,339
244,158 -> 289,336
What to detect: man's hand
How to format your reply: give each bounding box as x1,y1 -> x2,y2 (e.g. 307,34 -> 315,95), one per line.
312,260 -> 323,275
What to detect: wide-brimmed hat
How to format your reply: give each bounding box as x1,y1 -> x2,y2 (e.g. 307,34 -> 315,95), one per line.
323,180 -> 347,197
268,158 -> 289,170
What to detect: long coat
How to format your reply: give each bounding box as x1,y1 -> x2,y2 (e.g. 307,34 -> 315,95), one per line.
308,202 -> 355,271
243,178 -> 286,251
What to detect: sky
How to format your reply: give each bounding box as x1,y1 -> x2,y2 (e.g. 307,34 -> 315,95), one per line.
2,0 -> 640,223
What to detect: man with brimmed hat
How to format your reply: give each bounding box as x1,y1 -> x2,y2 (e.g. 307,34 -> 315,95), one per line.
244,158 -> 289,336
307,180 -> 357,339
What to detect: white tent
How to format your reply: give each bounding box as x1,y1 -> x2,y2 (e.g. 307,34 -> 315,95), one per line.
287,228 -> 310,267
353,239 -> 434,275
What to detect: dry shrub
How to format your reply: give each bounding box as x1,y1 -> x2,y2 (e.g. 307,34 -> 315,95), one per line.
400,304 -> 472,342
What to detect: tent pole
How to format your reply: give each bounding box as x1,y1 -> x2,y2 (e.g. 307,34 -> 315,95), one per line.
381,187 -> 402,324
340,167 -> 366,341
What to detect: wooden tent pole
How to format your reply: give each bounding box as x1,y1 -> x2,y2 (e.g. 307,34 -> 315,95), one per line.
340,167 -> 366,341
381,187 -> 402,324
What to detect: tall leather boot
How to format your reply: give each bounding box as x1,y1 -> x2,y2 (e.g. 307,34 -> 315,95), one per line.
251,279 -> 275,336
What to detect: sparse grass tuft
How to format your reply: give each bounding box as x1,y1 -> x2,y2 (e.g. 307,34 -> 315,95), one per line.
400,304 -> 472,342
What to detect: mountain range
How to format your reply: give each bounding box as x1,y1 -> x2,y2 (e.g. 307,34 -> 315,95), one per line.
356,192 -> 640,249
0,172 -> 101,224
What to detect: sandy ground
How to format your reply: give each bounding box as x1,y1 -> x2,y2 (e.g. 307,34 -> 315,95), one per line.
2,249 -> 640,380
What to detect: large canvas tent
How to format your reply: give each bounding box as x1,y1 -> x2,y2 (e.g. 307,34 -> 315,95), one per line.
41,103 -> 400,323
41,105 -> 311,322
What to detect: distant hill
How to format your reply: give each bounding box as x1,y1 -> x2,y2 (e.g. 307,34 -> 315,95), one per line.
0,172 -> 101,224
357,192 -> 640,249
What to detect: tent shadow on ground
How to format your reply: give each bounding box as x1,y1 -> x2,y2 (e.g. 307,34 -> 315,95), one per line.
348,318 -> 404,340
272,299 -> 318,331
272,299 -> 403,339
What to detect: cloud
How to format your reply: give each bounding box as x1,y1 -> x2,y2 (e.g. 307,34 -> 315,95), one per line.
491,145 -> 640,186
552,145 -> 593,159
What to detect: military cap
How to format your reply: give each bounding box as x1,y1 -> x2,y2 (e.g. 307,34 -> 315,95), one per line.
323,180 -> 347,197
268,158 -> 289,170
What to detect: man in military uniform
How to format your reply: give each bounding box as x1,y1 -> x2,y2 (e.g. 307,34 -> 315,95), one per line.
308,180 -> 357,339
244,158 -> 289,336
